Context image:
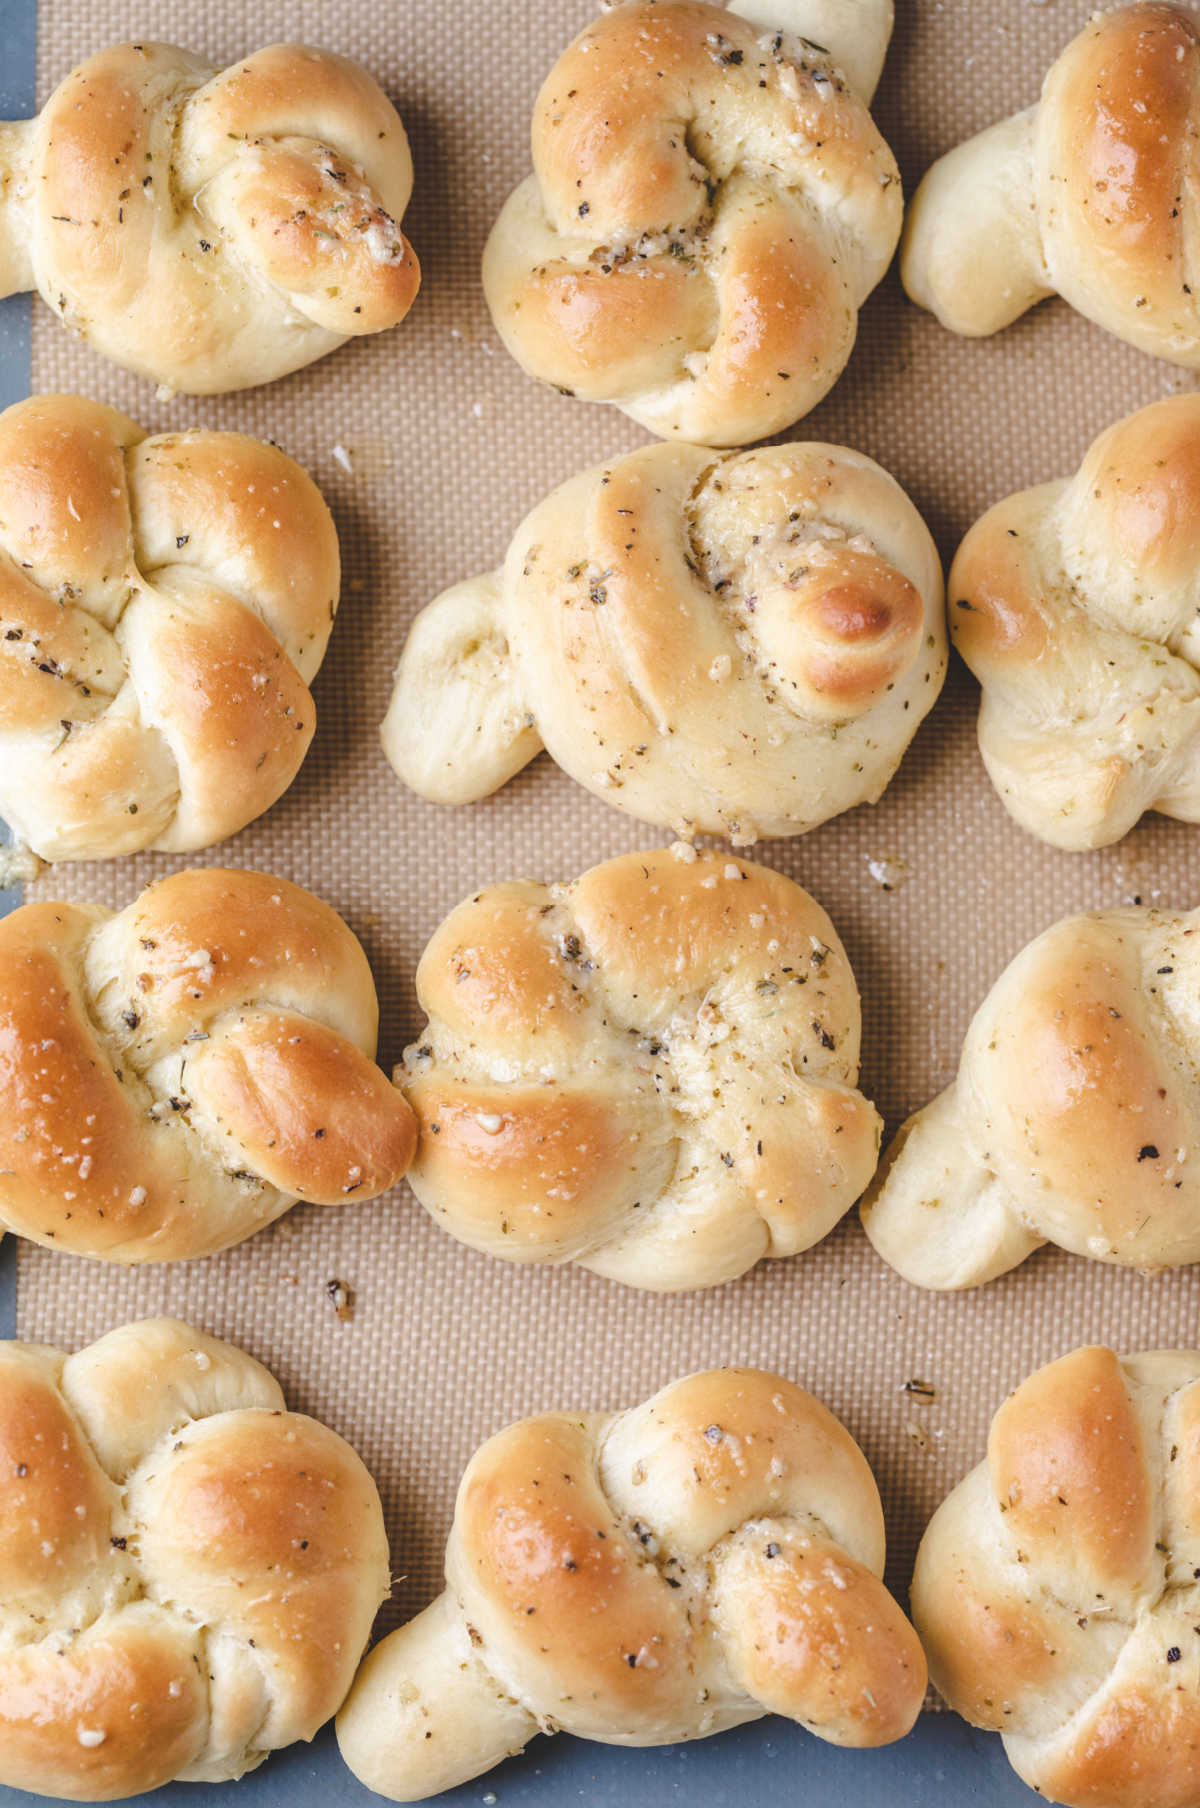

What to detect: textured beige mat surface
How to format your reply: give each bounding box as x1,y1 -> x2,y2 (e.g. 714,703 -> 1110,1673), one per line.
18,0 -> 1200,1636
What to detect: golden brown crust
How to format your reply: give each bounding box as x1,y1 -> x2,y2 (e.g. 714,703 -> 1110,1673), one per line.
0,1616 -> 209,1801
915,1346 -> 1200,1808
948,496 -> 1051,670
0,869 -> 414,1262
122,581 -> 315,845
490,255 -> 716,402
414,882 -> 589,1049
457,1414 -> 696,1725
337,1368 -> 922,1798
60,1319 -> 284,1480
133,1410 -> 390,1745
976,935 -> 1188,1245
0,1319 -> 388,1800
87,866 -> 374,1044
187,1011 -> 416,1204
903,4 -> 1200,365
947,397 -> 1200,849
405,1077 -> 668,1259
35,49 -> 172,316
1040,1679 -> 1200,1808
1043,5 -> 1200,331
967,911 -> 1200,1269
0,394 -> 339,864
10,42 -> 419,392
715,1532 -> 925,1745
403,849 -> 880,1290
125,431 -> 338,671
775,550 -> 925,717
0,397 -> 140,591
600,1370 -> 885,1555
1073,394 -> 1200,586
0,906 -> 202,1253
385,440 -> 945,844
205,142 -> 418,336
914,1542 -> 1071,1729
0,1350 -> 111,1602
482,1 -> 900,443
567,844 -> 850,1015
864,904 -> 1200,1285
987,1348 -> 1153,1596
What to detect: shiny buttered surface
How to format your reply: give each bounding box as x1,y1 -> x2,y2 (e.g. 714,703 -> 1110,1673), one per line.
862,904 -> 1200,1288
400,848 -> 881,1291
903,3 -> 1200,365
481,0 -> 901,445
0,868 -> 415,1262
0,395 -> 340,864
337,1367 -> 926,1801
383,441 -> 945,844
0,1317 -> 389,1800
0,42 -> 420,393
915,1346 -> 1200,1808
951,395 -> 1200,850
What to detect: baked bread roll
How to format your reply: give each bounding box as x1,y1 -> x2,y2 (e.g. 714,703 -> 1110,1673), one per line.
337,1367 -> 925,1801
914,1344 -> 1200,1808
382,442 -> 945,844
482,0 -> 901,445
400,848 -> 881,1291
0,1316 -> 389,1799
902,4 -> 1200,367
0,42 -> 420,393
950,395 -> 1200,850
861,903 -> 1200,1288
0,867 -> 416,1262
0,395 -> 340,865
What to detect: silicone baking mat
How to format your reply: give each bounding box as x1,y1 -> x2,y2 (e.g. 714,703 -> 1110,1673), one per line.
9,0 -> 1200,1799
